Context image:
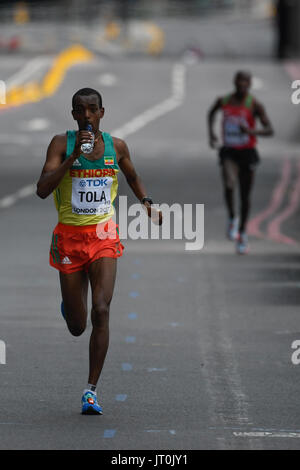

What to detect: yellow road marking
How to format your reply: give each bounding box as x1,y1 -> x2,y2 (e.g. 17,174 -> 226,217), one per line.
1,44 -> 93,109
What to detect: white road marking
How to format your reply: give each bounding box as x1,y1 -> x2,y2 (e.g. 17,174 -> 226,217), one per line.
252,77 -> 264,90
0,195 -> 18,209
20,118 -> 50,131
112,62 -> 186,139
0,62 -> 186,211
6,57 -> 52,90
17,184 -> 36,198
234,431 -> 300,438
144,429 -> 176,434
0,184 -> 35,209
98,73 -> 117,86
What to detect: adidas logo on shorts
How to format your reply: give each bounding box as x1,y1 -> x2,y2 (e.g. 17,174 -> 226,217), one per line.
61,256 -> 72,265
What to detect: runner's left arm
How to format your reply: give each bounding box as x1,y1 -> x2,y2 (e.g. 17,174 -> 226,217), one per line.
241,100 -> 274,137
113,137 -> 162,225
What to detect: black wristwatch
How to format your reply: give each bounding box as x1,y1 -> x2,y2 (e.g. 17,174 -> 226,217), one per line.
141,197 -> 153,206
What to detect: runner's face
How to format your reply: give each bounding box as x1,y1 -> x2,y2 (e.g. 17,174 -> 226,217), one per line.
234,76 -> 251,96
72,95 -> 104,132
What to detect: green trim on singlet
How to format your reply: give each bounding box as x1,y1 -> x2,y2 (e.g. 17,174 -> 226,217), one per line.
222,94 -> 232,106
55,187 -> 61,210
222,93 -> 253,109
65,130 -> 119,170
244,94 -> 253,109
66,130 -> 75,158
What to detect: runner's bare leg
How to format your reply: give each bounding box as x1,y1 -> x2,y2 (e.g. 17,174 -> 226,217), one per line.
238,167 -> 255,232
59,270 -> 89,336
222,159 -> 239,219
87,257 -> 117,386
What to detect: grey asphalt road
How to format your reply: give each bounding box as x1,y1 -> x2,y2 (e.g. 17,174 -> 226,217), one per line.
1,52 -> 300,451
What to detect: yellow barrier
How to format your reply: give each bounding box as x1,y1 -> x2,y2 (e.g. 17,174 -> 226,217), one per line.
104,22 -> 121,41
14,2 -> 30,24
145,23 -> 165,56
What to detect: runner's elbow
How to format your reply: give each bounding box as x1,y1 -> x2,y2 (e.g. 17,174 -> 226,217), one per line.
36,183 -> 48,199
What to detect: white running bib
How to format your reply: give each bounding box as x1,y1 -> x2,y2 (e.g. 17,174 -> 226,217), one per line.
71,177 -> 112,215
224,116 -> 250,147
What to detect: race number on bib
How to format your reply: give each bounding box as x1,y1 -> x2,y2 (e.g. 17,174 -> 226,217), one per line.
72,177 -> 112,215
224,116 -> 250,147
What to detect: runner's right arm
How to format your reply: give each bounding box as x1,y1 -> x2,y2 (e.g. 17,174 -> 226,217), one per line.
207,97 -> 222,149
36,131 -> 92,199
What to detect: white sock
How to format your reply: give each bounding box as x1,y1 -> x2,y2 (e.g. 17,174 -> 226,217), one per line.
84,383 -> 97,394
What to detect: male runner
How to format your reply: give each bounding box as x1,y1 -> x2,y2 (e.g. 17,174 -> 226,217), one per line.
207,71 -> 274,254
36,88 -> 161,414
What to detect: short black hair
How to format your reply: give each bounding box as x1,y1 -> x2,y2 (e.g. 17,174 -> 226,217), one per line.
235,70 -> 252,81
72,88 -> 102,108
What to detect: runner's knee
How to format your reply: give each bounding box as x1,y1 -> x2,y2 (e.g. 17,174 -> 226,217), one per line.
68,322 -> 86,337
91,302 -> 110,329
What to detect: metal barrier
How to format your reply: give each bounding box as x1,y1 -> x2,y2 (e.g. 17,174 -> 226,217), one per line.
0,0 -> 274,56
0,0 -> 268,24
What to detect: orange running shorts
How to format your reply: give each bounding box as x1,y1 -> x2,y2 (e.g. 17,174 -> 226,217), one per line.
49,219 -> 124,274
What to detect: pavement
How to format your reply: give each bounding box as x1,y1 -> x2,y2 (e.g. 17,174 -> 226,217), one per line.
1,50 -> 300,451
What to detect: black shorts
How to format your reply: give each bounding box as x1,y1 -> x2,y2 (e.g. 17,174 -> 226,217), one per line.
219,146 -> 260,170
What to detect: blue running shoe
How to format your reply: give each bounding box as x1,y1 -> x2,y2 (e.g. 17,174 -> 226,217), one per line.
81,391 -> 103,415
227,217 -> 239,241
236,232 -> 250,255
61,301 -> 66,320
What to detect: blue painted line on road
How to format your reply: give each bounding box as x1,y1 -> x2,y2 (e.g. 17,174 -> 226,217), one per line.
103,429 -> 116,438
147,367 -> 167,372
131,273 -> 140,280
115,394 -> 128,402
128,312 -> 138,319
133,258 -> 142,265
177,276 -> 186,283
129,291 -> 139,298
125,336 -> 136,343
121,363 -> 133,371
